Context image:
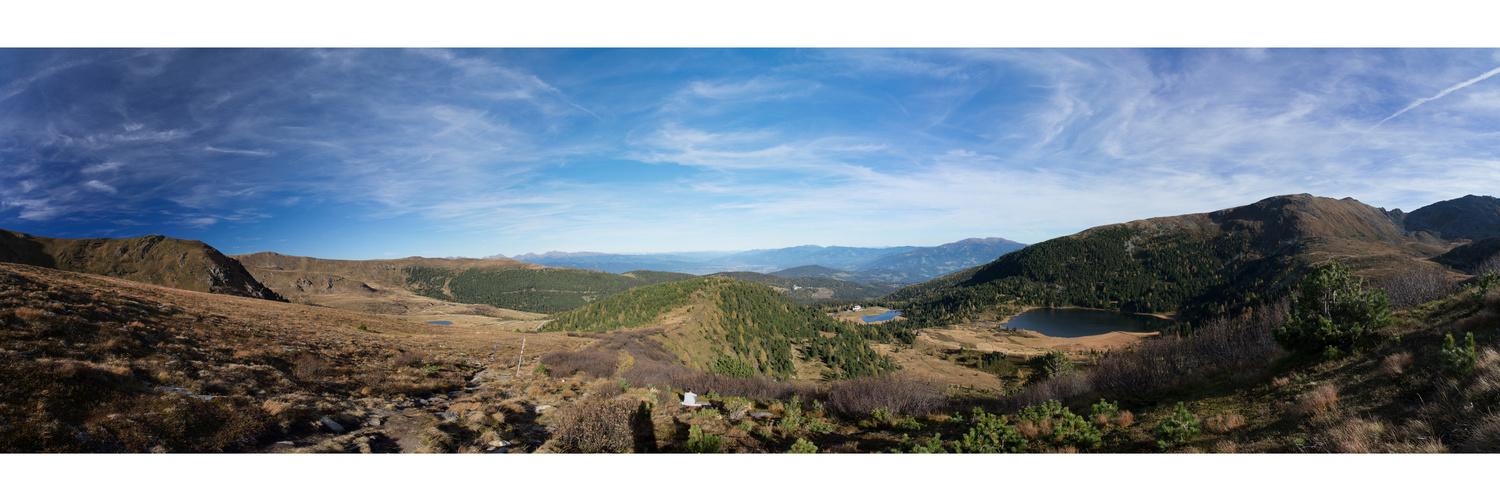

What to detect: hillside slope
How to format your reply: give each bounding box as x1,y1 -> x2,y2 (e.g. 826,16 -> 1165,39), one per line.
0,229 -> 281,301
233,252 -> 698,315
1402,194 -> 1500,242
706,271 -> 903,302
540,277 -> 898,380
886,194 -> 1460,326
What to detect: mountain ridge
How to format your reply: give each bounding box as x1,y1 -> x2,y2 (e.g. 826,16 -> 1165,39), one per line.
0,229 -> 282,301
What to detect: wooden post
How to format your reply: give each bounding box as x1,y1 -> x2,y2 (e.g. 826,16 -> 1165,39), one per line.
514,338 -> 526,378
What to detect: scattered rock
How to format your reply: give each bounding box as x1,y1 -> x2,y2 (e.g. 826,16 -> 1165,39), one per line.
534,405 -> 553,413
319,416 -> 346,433
366,417 -> 383,427
750,411 -> 774,419
435,412 -> 459,421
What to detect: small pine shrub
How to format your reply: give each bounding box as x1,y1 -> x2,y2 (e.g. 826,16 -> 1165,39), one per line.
789,437 -> 818,454
1441,332 -> 1479,375
1016,400 -> 1102,450
1089,399 -> 1120,427
806,419 -> 834,433
722,397 -> 753,420
898,434 -> 948,454
685,425 -> 721,453
952,408 -> 1028,453
1154,402 -> 1201,451
1039,351 -> 1076,379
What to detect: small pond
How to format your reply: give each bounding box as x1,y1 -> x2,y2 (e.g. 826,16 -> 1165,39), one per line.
860,310 -> 901,323
999,308 -> 1173,338
426,320 -> 454,326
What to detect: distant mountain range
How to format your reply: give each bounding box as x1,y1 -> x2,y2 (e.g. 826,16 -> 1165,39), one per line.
497,237 -> 1028,283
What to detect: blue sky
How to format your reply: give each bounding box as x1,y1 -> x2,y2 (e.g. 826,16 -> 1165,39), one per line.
5,48 -> 1500,259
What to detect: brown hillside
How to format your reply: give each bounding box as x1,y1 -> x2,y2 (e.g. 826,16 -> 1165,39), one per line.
0,229 -> 281,301
0,261 -> 585,453
1092,194 -> 1454,277
230,252 -> 547,318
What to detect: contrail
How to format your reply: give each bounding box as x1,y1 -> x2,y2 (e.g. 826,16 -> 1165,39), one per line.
1368,65 -> 1500,132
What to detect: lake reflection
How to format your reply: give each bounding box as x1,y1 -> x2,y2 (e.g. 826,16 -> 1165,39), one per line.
999,308 -> 1172,338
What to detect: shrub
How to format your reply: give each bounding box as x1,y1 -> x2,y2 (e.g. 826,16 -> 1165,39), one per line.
722,397 -> 753,419
1441,332 -> 1478,375
551,396 -> 635,453
1154,402 -> 1201,450
789,437 -> 818,454
1038,351 -> 1075,379
711,356 -> 757,378
392,350 -> 426,368
1082,300 -> 1286,401
1378,263 -> 1458,309
828,374 -> 947,419
1016,400 -> 1101,451
685,425 -> 721,453
292,354 -> 327,381
1275,261 -> 1393,351
952,408 -> 1028,453
1468,272 -> 1500,299
539,349 -> 619,378
591,379 -> 625,399
1088,399 -> 1120,426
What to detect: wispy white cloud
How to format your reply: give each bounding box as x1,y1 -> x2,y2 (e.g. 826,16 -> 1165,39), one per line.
83,180 -> 117,194
205,146 -> 273,156
81,161 -> 123,174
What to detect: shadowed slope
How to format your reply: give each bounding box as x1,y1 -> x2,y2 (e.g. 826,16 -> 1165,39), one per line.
0,229 -> 281,301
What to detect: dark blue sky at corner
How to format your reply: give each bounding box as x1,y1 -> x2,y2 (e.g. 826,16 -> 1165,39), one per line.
4,48 -> 1500,259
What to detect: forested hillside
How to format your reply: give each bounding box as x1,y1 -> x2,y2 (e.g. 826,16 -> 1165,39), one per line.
405,267 -> 696,314
541,277 -> 899,380
706,271 -> 903,302
884,194 -> 1452,328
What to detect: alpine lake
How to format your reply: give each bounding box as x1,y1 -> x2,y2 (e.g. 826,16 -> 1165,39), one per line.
998,308 -> 1174,338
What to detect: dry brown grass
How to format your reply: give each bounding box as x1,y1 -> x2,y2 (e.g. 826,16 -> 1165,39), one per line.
1293,384 -> 1340,419
1324,418 -> 1386,453
1015,420 -> 1042,441
292,354 -> 328,381
541,349 -> 620,378
13,307 -> 47,322
1210,440 -> 1238,453
550,396 -> 637,453
1204,412 -> 1246,434
827,374 -> 948,418
1382,352 -> 1415,376
392,349 -> 426,368
1115,410 -> 1134,428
